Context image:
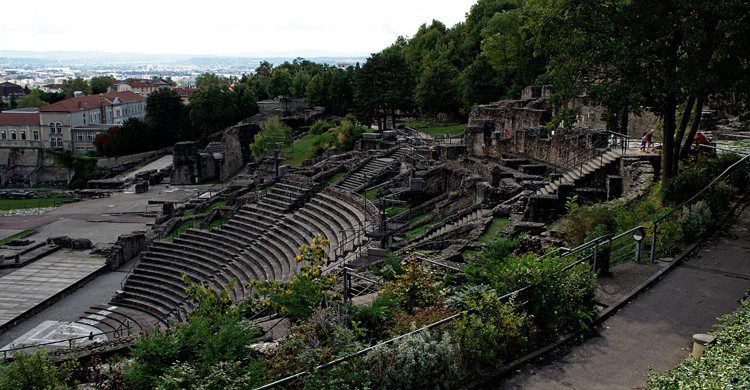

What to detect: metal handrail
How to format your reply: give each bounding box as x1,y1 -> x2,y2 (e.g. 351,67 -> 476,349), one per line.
1,321 -> 134,359
253,246 -> 595,389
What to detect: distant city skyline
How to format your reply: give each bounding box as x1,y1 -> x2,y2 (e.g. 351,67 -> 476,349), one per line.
1,0 -> 476,57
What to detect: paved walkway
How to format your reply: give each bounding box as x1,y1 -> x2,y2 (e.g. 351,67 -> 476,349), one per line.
0,251 -> 105,329
498,202 -> 750,389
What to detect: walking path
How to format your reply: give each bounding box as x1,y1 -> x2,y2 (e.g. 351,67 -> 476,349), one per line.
0,251 -> 105,330
498,202 -> 750,389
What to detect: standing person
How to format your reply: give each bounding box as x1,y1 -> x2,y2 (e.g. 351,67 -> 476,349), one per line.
646,129 -> 655,150
640,132 -> 648,151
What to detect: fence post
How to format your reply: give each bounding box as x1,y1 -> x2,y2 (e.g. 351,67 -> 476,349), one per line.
649,222 -> 658,263
343,268 -> 349,303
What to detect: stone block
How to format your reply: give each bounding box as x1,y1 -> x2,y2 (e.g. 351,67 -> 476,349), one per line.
607,175 -> 623,200
134,180 -> 149,194
524,194 -> 560,222
519,164 -> 548,175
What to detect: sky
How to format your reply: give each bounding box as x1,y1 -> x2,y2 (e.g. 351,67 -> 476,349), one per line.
1,0 -> 477,57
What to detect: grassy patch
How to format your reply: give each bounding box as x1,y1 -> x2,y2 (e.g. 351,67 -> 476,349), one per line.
285,132 -> 322,167
478,217 -> 509,244
0,197 -> 73,211
386,204 -> 408,217
165,220 -> 201,241
324,172 -> 346,187
409,211 -> 433,224
0,230 -> 36,245
363,187 -> 378,200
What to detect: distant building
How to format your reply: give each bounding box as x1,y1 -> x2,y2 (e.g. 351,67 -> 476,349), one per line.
114,78 -> 174,97
0,109 -> 42,148
0,82 -> 25,105
39,91 -> 146,152
42,84 -> 63,93
172,87 -> 197,104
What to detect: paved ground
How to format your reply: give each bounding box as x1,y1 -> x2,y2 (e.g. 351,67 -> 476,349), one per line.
0,251 -> 105,329
114,154 -> 173,182
498,202 -> 750,389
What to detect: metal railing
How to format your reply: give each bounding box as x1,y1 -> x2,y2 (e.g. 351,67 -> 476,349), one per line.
648,153 -> 750,261
0,321 -> 134,360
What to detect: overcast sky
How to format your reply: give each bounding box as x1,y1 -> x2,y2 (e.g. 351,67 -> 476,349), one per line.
2,0 -> 476,56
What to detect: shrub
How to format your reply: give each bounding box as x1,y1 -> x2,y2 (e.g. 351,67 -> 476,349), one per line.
655,216 -> 683,257
350,295 -> 400,342
679,201 -> 713,242
704,180 -> 734,213
451,293 -> 530,369
310,119 -> 335,135
484,252 -> 597,340
362,328 -> 462,389
248,235 -> 339,322
392,305 -> 453,335
661,168 -> 710,205
0,350 -> 78,390
379,258 -> 444,314
463,235 -> 522,285
563,203 -> 618,245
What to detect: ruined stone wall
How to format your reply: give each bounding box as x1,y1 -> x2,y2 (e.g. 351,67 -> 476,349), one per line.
575,105 -> 658,138
170,142 -> 198,185
220,120 -> 259,181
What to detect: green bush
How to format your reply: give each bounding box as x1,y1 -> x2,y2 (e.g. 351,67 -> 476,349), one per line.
0,350 -> 78,390
362,328 -> 462,389
704,181 -> 734,213
661,169 -> 711,205
251,116 -> 292,158
563,203 -> 618,245
463,235 -> 522,285
350,295 -> 400,342
679,201 -> 713,242
451,293 -> 530,368
648,297 -> 750,388
656,216 -> 684,257
310,119 -> 335,135
486,253 -> 597,340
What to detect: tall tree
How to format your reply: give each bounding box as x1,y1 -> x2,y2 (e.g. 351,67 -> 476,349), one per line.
415,56 -> 460,118
355,50 -> 414,130
145,89 -> 190,146
90,77 -> 115,94
61,77 -> 91,97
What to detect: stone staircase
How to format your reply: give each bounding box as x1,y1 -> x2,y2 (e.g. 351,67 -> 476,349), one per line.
422,208 -> 492,242
334,157 -> 396,192
81,180 -> 377,335
538,150 -> 622,196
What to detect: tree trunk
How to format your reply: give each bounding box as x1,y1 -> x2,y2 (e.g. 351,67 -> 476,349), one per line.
680,93 -> 705,159
661,95 -> 678,180
619,107 -> 629,135
672,94 -> 696,174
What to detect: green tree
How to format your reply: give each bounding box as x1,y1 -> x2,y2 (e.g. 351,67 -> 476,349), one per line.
188,86 -> 241,135
459,55 -> 503,114
146,88 -> 191,146
415,55 -> 460,118
16,89 -> 47,108
61,77 -> 91,97
355,50 -> 414,129
195,73 -> 228,89
89,76 -> 115,94
250,116 -> 292,158
269,70 -> 293,99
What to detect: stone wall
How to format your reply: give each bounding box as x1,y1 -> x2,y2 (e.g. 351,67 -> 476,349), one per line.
575,105 -> 658,138
106,232 -> 147,270
170,141 -> 199,185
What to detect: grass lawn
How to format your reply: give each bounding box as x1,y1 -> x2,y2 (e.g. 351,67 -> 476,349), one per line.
0,197 -> 73,211
404,121 -> 466,137
408,211 -> 433,224
324,172 -> 346,187
363,187 -> 378,201
0,230 -> 36,245
285,132 -> 322,167
478,217 -> 509,244
386,204 -> 409,217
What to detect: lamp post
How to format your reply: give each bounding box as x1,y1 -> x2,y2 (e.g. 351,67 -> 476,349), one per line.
633,226 -> 645,262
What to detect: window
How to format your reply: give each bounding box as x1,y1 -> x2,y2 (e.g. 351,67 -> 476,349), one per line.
50,138 -> 56,147
76,132 -> 83,141
55,122 -> 62,133
49,122 -> 55,133
33,130 -> 39,141
1,131 -> 6,140
20,131 -> 26,140
57,138 -> 64,148
83,113 -> 87,125
10,131 -> 16,140
87,132 -> 94,141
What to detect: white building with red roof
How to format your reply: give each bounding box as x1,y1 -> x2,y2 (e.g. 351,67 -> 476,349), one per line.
39,91 -> 146,153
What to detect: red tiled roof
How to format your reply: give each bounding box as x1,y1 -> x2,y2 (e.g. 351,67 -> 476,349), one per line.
0,112 -> 40,126
40,91 -> 145,113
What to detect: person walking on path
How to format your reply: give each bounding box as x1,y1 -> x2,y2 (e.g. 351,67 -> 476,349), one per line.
646,128 -> 655,150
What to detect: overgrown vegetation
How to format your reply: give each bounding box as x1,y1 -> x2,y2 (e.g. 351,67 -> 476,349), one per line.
284,116 -> 367,167
0,350 -> 78,390
0,230 -> 36,245
648,296 -> 750,388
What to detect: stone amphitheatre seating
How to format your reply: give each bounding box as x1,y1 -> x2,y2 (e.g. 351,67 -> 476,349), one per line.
77,176 -> 378,336
334,156 -> 397,192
